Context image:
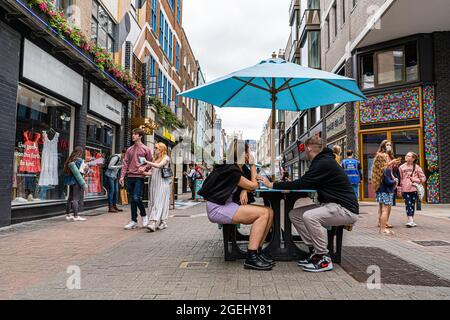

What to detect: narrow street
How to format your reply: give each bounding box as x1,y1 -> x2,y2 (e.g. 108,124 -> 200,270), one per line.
1,196 -> 449,300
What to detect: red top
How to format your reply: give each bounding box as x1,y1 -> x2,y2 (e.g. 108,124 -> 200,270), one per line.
19,131 -> 41,173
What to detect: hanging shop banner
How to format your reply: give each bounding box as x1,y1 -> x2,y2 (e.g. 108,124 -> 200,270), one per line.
89,83 -> 122,125
22,39 -> 83,105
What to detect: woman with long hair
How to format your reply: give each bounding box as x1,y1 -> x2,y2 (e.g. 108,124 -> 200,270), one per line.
371,140 -> 400,234
199,139 -> 274,271
142,142 -> 171,232
399,152 -> 426,227
332,145 -> 342,165
63,146 -> 87,222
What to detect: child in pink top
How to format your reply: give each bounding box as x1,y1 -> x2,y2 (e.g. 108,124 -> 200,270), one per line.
399,152 -> 426,227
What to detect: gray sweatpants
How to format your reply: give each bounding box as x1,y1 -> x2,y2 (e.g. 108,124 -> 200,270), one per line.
289,203 -> 358,255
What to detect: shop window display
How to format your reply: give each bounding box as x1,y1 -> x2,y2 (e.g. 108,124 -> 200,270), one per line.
12,86 -> 72,204
85,116 -> 114,197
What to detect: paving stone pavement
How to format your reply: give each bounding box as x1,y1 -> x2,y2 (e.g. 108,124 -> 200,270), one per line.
1,197 -> 450,300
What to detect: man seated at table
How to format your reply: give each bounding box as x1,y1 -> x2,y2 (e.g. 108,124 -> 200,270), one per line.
257,136 -> 359,272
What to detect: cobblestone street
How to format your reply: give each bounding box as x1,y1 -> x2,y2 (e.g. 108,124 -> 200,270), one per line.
1,196 -> 450,300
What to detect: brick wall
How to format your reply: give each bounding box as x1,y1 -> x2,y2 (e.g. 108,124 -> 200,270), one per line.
433,31 -> 450,203
0,21 -> 20,227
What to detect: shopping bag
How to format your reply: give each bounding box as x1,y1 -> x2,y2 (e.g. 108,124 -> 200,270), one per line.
120,187 -> 129,205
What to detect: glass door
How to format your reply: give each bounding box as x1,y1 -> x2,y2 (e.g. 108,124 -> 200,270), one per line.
362,132 -> 387,200
391,130 -> 421,167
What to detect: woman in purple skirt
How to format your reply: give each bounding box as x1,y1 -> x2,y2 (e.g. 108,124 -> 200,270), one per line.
199,139 -> 274,271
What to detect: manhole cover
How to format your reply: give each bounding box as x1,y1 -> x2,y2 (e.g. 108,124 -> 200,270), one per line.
179,261 -> 209,269
340,247 -> 450,287
413,241 -> 450,247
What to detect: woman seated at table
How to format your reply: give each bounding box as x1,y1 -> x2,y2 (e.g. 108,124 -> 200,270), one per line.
198,139 -> 274,271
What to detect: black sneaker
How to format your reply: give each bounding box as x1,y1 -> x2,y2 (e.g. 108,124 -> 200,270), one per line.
297,252 -> 319,267
302,254 -> 333,273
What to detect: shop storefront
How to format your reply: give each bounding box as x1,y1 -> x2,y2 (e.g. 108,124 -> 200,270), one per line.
358,86 -> 439,203
11,39 -> 82,214
0,1 -> 135,226
85,84 -> 123,200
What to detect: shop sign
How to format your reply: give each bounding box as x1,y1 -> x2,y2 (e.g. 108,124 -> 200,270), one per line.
90,83 -> 122,124
359,88 -> 421,124
22,40 -> 83,105
326,107 -> 346,138
162,127 -> 176,143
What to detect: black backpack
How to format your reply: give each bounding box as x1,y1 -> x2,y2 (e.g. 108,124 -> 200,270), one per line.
103,154 -> 119,174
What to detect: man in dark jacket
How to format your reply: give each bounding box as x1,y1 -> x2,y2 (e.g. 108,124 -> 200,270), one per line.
258,137 -> 359,273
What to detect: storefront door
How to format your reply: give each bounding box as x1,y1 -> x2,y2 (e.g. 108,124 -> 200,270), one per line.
361,128 -> 422,201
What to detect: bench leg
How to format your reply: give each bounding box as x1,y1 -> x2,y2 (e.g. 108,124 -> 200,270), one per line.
223,224 -> 235,261
335,226 -> 343,264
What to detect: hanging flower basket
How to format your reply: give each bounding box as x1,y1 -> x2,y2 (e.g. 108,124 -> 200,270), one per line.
25,0 -> 144,98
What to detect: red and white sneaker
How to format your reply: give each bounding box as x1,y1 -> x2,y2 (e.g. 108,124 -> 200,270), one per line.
302,254 -> 333,272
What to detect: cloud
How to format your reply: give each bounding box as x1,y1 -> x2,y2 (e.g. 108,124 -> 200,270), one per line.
183,0 -> 291,140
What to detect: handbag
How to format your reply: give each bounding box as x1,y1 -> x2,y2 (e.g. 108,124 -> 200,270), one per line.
161,159 -> 173,179
411,164 -> 425,200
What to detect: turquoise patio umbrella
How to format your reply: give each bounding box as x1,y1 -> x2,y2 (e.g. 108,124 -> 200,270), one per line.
178,57 -> 366,178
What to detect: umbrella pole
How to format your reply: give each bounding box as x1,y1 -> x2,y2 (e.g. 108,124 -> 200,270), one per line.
271,83 -> 276,183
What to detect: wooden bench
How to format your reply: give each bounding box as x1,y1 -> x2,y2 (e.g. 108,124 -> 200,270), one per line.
221,224 -> 351,263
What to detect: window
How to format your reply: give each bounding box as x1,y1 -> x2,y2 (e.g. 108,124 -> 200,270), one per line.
361,54 -> 374,89
54,0 -> 73,20
177,0 -> 181,24
169,0 -> 175,11
168,29 -> 173,63
292,123 -> 297,143
91,0 -> 115,53
13,86 -> 73,205
159,11 -> 164,44
175,42 -> 180,70
333,3 -> 337,37
359,42 -> 419,89
405,42 -> 418,82
163,20 -> 168,54
303,114 -> 308,132
148,55 -> 157,96
308,0 -> 320,9
326,16 -> 330,49
309,31 -> 320,68
151,0 -> 157,31
377,48 -> 404,85
342,0 -> 345,25
130,0 -> 137,19
315,107 -> 321,123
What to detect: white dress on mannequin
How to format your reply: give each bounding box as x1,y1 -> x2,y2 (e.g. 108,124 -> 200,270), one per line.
38,131 -> 59,186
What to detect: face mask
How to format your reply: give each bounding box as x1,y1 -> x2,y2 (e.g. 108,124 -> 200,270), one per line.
386,146 -> 392,152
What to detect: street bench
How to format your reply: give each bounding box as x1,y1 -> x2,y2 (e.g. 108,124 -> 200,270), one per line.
221,224 -> 351,264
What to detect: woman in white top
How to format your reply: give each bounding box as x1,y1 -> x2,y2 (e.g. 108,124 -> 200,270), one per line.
142,142 -> 171,232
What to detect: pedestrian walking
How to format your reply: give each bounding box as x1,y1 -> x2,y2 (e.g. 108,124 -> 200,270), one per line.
372,140 -> 400,229
184,164 -> 196,200
258,137 -> 359,273
104,148 -> 126,213
372,141 -> 400,235
141,142 -> 171,232
199,139 -> 274,271
341,149 -> 363,199
399,152 -> 426,227
120,128 -> 153,230
332,145 -> 342,165
63,146 -> 87,222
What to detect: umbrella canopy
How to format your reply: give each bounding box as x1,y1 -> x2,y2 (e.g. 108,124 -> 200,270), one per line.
178,58 -> 365,111
178,57 -> 366,179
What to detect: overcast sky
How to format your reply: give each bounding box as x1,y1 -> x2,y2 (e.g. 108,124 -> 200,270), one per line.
183,0 -> 291,140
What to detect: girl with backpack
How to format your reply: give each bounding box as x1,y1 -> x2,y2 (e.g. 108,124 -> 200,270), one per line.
63,146 -> 87,222
399,152 -> 426,227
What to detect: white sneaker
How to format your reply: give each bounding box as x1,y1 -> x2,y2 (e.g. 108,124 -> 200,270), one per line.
142,216 -> 149,227
73,216 -> 87,221
411,222 -> 417,227
66,215 -> 74,221
158,221 -> 167,230
147,220 -> 157,232
406,222 -> 414,228
124,221 -> 138,230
